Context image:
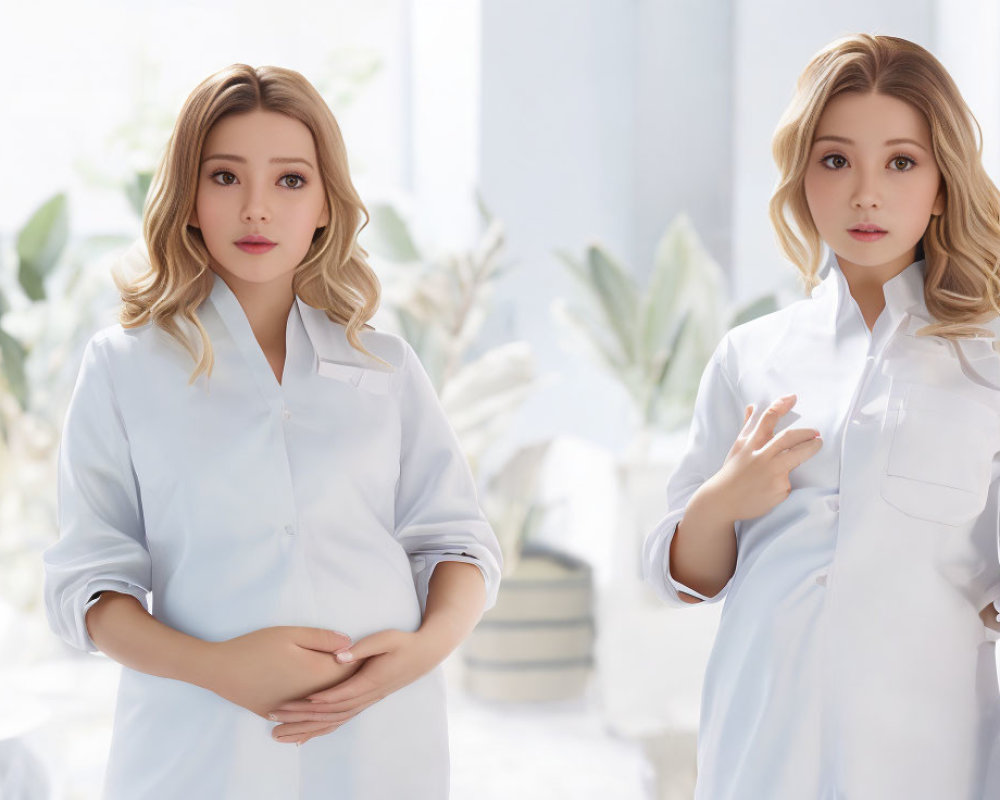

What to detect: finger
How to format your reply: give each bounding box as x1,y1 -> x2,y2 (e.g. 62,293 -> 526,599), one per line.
290,626 -> 353,654
761,427 -> 821,456
302,672 -> 374,705
273,720 -> 341,741
302,689 -> 382,714
750,394 -> 796,446
296,725 -> 341,745
330,630 -> 400,664
775,433 -> 823,472
269,708 -> 357,724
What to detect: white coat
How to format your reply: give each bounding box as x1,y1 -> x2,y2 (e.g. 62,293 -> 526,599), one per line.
44,273 -> 502,799
643,253 -> 1000,799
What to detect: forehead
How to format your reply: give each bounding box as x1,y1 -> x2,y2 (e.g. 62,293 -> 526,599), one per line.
813,91 -> 931,144
203,109 -> 317,156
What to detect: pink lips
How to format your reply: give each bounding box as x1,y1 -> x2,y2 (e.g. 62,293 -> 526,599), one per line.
848,224 -> 887,243
235,234 -> 276,254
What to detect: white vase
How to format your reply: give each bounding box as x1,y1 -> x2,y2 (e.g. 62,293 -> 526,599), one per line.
463,548 -> 594,703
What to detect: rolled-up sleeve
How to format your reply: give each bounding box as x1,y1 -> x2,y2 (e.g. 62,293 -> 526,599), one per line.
642,335 -> 744,606
43,334 -> 150,652
393,342 -> 502,612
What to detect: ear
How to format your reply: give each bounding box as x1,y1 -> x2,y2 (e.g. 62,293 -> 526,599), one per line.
931,186 -> 945,216
317,201 -> 330,228
188,207 -> 200,229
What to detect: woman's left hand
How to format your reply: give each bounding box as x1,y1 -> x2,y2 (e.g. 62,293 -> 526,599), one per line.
267,628 -> 441,745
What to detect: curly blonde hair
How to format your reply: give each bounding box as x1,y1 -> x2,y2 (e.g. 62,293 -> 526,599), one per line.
116,64 -> 380,381
769,34 -> 1000,338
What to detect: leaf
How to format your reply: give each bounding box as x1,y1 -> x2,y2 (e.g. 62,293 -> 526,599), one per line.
17,193 -> 69,301
441,343 -> 536,462
584,245 -> 638,363
0,327 -> 29,410
552,299 -> 628,375
365,204 -> 421,261
125,171 -> 154,217
641,215 -> 698,363
730,293 -> 778,328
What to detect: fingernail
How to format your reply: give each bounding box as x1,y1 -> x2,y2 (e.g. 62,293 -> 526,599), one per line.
336,651 -> 354,663
268,713 -> 277,721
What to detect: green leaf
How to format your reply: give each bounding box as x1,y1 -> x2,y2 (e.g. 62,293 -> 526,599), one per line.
730,293 -> 778,328
126,171 -> 154,217
365,204 -> 421,261
584,245 -> 638,363
641,216 -> 696,363
0,328 -> 29,410
16,193 -> 69,301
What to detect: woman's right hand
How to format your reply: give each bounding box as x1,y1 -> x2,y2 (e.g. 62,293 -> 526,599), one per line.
201,627 -> 362,719
703,393 -> 822,521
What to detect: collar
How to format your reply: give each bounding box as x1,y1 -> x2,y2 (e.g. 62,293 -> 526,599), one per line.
207,271 -> 387,371
811,247 -> 928,338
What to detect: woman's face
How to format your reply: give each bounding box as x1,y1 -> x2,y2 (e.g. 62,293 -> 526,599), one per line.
190,109 -> 329,289
803,91 -> 944,283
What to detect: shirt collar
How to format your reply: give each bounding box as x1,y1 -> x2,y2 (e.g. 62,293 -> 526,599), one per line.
812,247 -> 928,337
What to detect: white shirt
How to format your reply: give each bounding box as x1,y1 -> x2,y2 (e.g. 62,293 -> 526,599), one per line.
44,273 -> 502,799
643,252 -> 1000,800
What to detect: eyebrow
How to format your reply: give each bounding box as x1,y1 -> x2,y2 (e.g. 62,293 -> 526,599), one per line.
812,135 -> 929,153
201,154 -> 316,168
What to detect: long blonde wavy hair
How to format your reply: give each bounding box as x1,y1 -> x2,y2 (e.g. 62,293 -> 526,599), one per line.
117,64 -> 380,381
769,34 -> 1000,338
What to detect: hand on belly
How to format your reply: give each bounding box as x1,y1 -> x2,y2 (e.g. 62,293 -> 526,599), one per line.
200,625 -> 364,718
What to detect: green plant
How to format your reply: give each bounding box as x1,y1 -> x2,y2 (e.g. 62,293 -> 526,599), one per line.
556,213 -> 777,435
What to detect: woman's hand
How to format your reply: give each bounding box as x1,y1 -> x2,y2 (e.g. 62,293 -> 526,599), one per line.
267,628 -> 440,745
202,626 -> 361,718
702,393 -> 822,521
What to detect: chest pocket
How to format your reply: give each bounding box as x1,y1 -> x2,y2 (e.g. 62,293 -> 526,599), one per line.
879,383 -> 1000,526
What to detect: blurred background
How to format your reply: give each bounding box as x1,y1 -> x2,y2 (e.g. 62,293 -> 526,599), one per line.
1,1 -> 998,797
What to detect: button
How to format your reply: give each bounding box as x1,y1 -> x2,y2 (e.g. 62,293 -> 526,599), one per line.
284,525 -> 295,536
282,407 -> 292,421
826,496 -> 840,512
816,574 -> 828,587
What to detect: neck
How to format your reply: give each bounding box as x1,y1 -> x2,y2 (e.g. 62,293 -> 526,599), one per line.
213,267 -> 295,349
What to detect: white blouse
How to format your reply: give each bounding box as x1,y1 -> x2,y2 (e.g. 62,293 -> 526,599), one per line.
44,272 -> 502,799
643,252 -> 1000,800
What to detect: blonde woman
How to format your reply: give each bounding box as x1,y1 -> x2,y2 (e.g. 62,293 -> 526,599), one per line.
44,64 -> 501,799
643,35 -> 1000,799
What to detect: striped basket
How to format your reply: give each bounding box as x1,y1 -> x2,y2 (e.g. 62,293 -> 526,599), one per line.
463,547 -> 594,702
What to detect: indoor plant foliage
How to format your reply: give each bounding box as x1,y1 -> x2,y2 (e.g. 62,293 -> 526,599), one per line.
0,194 -> 130,619
556,213 -> 776,446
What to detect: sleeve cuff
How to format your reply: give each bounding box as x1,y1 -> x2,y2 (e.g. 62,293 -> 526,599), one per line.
78,579 -> 150,652
410,553 -> 499,615
642,507 -> 727,606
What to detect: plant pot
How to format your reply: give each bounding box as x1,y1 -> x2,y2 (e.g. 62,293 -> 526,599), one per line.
463,547 -> 594,702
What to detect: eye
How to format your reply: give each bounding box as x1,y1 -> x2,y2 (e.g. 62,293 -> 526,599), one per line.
820,154 -> 848,170
279,173 -> 307,189
210,170 -> 238,186
888,155 -> 916,171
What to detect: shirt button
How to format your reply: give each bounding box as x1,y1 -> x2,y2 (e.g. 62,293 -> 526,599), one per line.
827,496 -> 840,512
284,524 -> 295,536
816,574 -> 828,587
282,407 -> 292,421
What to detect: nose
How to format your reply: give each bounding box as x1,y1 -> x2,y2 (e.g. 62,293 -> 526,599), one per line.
241,183 -> 271,223
850,168 -> 880,210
